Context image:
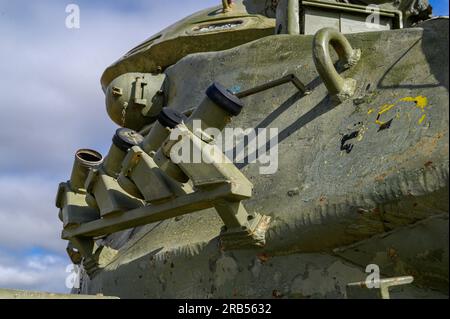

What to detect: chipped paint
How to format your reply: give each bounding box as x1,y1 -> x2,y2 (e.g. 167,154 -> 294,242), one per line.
357,127 -> 367,141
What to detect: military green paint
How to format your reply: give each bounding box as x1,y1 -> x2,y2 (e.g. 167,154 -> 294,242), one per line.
55,1 -> 448,298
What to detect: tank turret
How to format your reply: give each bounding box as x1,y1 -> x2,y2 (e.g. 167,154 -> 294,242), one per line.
56,0 -> 448,299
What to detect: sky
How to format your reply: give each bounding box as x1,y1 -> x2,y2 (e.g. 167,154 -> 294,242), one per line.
431,0 -> 449,15
0,0 -> 448,294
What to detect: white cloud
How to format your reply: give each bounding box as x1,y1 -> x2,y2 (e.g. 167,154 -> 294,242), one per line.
0,0 -> 219,251
0,0 -> 219,293
0,0 -> 219,177
0,176 -> 65,252
0,250 -> 69,293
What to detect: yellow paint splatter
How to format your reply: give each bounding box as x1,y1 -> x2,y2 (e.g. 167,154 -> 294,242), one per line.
372,96 -> 429,127
368,108 -> 374,114
400,96 -> 428,111
375,104 -> 397,125
378,103 -> 396,115
418,114 -> 426,124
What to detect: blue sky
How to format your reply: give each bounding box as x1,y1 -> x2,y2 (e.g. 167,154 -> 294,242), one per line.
0,0 -> 448,293
431,0 -> 449,15
0,0 -> 219,293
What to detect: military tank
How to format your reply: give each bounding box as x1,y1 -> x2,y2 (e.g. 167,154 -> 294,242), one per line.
56,0 -> 448,299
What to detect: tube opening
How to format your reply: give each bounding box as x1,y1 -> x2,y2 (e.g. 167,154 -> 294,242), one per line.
76,149 -> 103,166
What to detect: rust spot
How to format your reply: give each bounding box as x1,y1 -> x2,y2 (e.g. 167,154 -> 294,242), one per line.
375,173 -> 387,182
390,132 -> 443,166
257,253 -> 270,263
424,161 -> 434,168
407,269 -> 419,277
319,195 -> 327,203
272,290 -> 283,299
388,247 -> 398,259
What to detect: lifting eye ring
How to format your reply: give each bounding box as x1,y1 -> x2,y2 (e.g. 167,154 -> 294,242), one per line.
313,28 -> 361,103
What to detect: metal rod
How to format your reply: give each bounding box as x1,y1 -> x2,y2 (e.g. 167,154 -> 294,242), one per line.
235,74 -> 310,99
62,184 -> 243,239
302,1 -> 399,18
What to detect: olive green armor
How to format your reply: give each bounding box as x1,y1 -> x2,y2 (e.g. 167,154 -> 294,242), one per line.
55,0 -> 448,299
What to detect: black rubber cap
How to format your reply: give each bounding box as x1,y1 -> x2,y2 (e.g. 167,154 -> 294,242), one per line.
113,128 -> 144,152
206,82 -> 244,116
158,108 -> 186,129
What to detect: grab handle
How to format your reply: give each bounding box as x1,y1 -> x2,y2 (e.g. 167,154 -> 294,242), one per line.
313,28 -> 361,103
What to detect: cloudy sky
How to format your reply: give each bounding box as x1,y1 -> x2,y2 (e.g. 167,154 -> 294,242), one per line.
0,0 -> 448,294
